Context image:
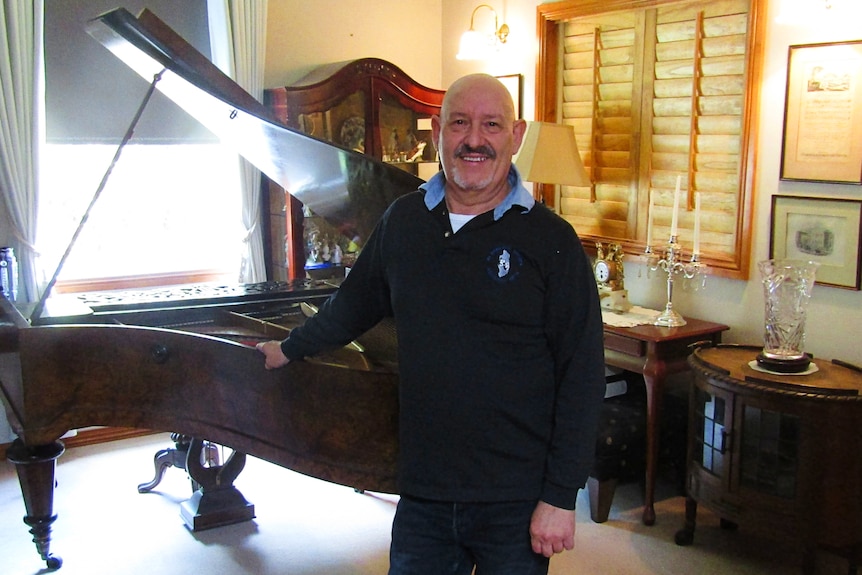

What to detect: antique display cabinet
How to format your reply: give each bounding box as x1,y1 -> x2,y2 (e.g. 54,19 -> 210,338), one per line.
678,344 -> 862,573
263,58 -> 445,280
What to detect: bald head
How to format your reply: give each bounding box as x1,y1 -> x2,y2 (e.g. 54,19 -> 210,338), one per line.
441,74 -> 516,125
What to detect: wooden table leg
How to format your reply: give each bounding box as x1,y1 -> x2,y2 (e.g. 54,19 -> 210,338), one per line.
641,354 -> 667,526
601,319 -> 728,526
6,439 -> 66,571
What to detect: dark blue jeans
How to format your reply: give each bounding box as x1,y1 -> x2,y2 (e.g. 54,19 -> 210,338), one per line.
388,496 -> 550,575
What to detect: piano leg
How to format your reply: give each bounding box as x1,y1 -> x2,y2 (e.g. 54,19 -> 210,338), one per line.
179,438 -> 255,531
6,439 -> 66,571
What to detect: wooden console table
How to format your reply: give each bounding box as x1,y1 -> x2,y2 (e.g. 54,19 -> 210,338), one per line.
677,344 -> 862,574
602,317 -> 729,525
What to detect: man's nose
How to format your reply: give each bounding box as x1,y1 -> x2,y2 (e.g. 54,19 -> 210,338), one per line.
463,123 -> 486,146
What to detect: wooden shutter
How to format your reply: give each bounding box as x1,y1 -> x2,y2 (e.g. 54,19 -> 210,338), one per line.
544,0 -> 761,278
649,1 -> 750,258
561,12 -> 642,240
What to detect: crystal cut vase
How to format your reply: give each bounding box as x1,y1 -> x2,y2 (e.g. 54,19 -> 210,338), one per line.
757,259 -> 819,372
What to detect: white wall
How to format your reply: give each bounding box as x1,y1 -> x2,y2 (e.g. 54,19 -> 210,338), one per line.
435,0 -> 862,366
441,0 -> 540,116
265,0 -> 443,89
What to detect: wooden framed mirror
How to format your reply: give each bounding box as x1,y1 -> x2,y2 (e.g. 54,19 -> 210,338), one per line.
535,0 -> 766,279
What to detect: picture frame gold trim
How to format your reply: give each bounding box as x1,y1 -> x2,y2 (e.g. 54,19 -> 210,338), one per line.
770,195 -> 862,290
781,41 -> 862,184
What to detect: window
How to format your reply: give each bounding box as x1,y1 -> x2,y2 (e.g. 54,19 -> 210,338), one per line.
536,0 -> 765,280
39,0 -> 244,290
37,143 -> 243,284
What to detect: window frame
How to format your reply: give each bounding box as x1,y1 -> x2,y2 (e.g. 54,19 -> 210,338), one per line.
536,0 -> 766,280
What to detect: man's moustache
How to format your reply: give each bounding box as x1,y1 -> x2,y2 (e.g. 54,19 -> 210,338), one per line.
455,144 -> 496,159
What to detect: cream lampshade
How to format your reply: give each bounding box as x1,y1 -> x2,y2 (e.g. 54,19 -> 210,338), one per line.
514,121 -> 590,186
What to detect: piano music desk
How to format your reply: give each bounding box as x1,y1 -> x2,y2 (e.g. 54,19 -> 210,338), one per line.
602,317 -> 729,525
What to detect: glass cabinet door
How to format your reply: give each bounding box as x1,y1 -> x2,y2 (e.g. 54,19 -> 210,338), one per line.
294,90 -> 366,151
376,88 -> 438,180
693,385 -> 732,480
738,402 -> 800,499
693,382 -> 801,500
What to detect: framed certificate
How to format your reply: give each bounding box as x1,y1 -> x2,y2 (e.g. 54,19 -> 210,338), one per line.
781,41 -> 862,184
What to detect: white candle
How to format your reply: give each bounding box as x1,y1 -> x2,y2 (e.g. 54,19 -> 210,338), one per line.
670,175 -> 681,237
646,192 -> 654,248
693,193 -> 702,255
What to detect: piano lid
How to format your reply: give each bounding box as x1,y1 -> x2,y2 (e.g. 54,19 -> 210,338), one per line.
86,7 -> 425,246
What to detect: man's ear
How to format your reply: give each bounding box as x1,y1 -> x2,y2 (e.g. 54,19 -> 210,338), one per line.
430,115 -> 442,151
511,118 -> 527,154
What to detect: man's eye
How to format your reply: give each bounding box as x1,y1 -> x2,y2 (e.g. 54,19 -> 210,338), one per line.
450,119 -> 468,130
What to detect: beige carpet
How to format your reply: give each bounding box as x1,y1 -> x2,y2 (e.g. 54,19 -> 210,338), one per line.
0,433 -> 849,575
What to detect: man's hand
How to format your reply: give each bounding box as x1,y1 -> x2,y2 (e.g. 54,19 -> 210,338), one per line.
256,340 -> 291,370
529,500 -> 575,558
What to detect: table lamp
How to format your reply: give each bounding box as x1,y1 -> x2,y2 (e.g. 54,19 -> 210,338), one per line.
514,121 -> 590,190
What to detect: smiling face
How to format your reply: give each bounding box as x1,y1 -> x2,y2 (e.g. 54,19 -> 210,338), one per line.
431,74 -> 526,214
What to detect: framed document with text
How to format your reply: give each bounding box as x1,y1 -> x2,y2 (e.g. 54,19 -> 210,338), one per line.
781,41 -> 862,184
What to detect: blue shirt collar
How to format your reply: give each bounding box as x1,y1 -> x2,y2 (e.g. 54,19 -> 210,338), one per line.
419,165 -> 535,220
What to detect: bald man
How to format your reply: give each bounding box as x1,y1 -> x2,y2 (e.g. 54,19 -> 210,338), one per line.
258,74 -> 605,574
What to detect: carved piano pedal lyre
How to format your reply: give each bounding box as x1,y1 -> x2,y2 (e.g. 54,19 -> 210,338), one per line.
138,434 -> 254,531
179,438 -> 254,531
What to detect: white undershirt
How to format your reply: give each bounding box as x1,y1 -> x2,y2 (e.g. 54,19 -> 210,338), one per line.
449,212 -> 477,233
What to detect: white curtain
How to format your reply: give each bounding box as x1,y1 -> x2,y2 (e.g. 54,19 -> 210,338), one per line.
208,0 -> 268,284
0,0 -> 43,303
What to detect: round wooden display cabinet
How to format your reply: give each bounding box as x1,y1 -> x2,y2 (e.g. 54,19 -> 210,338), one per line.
677,344 -> 862,574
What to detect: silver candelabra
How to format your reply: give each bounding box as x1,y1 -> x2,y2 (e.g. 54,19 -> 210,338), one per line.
644,235 -> 707,327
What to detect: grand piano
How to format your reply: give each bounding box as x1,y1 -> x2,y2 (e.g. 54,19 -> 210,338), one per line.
0,7 -> 421,570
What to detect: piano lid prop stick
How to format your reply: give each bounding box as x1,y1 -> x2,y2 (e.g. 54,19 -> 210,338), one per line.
29,70 -> 166,324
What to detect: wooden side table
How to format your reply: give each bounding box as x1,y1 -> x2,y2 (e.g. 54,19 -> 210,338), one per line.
602,317 -> 729,525
677,344 -> 862,574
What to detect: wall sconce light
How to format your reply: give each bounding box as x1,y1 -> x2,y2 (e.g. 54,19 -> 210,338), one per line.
456,4 -> 509,61
514,121 -> 590,187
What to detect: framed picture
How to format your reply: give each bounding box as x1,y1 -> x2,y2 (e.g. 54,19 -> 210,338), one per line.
496,74 -> 522,119
770,195 -> 862,290
780,40 -> 862,183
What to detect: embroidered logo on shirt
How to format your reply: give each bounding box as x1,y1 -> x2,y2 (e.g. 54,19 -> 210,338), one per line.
486,247 -> 522,283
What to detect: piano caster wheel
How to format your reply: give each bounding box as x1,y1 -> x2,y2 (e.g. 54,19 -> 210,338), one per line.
45,554 -> 63,570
